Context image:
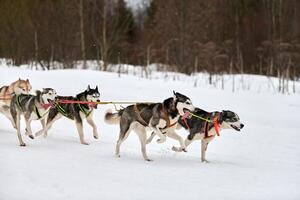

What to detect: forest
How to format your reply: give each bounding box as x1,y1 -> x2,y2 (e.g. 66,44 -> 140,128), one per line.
0,0 -> 299,79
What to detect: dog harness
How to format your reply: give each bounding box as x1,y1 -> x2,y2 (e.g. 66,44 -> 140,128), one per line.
182,111 -> 221,138
78,103 -> 92,117
16,94 -> 49,119
33,105 -> 50,120
16,94 -> 22,110
54,100 -> 92,119
55,102 -> 73,119
162,105 -> 177,128
133,104 -> 149,126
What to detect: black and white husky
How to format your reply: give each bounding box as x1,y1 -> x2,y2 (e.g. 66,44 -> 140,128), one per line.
105,91 -> 195,161
173,108 -> 244,162
10,88 -> 57,146
35,85 -> 100,145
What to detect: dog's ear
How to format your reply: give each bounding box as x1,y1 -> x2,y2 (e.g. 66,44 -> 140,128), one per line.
95,86 -> 98,92
19,78 -> 21,81
87,85 -> 91,91
173,90 -> 177,100
218,112 -> 223,123
26,79 -> 29,83
35,90 -> 41,96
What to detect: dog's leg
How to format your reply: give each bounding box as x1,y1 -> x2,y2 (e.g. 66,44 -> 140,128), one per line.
173,134 -> 199,152
146,132 -> 155,144
25,118 -> 34,139
1,106 -> 16,128
16,113 -> 26,146
116,122 -> 131,158
166,130 -> 187,152
86,113 -> 99,139
40,118 -> 46,129
153,128 -> 166,143
35,113 -> 61,137
150,118 -> 166,143
201,139 -> 209,163
39,118 -> 48,137
135,125 -> 152,161
75,121 -> 88,145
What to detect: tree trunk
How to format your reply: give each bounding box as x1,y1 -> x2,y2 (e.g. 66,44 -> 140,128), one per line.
34,29 -> 39,68
145,45 -> 151,78
79,0 -> 86,69
101,0 -> 108,71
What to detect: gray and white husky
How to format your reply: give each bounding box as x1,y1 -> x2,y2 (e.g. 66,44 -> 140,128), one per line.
10,88 -> 57,146
172,108 -> 244,162
105,91 -> 195,161
35,85 -> 100,145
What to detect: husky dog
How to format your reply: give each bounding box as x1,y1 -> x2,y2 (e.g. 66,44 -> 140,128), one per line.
10,88 -> 57,146
0,78 -> 32,127
35,85 -> 100,145
173,108 -> 244,162
105,91 -> 195,161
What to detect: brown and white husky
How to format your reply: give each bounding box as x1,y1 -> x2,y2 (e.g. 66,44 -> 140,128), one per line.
0,78 -> 32,127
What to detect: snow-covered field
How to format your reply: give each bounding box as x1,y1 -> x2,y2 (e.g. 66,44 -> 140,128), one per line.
1,65 -> 300,200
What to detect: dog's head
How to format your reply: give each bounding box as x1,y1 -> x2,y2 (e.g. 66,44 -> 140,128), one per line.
173,91 -> 195,116
14,78 -> 32,95
220,110 -> 244,131
85,85 -> 100,108
40,88 -> 57,104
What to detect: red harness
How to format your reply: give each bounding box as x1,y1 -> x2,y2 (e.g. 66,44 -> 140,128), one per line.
182,112 -> 221,138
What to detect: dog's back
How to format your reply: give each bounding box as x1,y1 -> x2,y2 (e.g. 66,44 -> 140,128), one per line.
0,79 -> 32,106
178,107 -> 210,132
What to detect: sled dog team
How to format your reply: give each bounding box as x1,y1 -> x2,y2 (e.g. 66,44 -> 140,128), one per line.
0,79 -> 244,162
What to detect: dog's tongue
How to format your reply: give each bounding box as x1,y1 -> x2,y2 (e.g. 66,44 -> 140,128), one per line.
42,103 -> 52,109
182,111 -> 190,119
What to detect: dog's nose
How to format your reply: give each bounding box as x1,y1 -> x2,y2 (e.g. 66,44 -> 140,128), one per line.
240,124 -> 244,129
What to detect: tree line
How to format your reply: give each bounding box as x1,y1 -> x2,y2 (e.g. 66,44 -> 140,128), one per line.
0,0 -> 299,79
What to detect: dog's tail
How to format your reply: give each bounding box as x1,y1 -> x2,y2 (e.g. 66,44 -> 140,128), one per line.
104,109 -> 123,124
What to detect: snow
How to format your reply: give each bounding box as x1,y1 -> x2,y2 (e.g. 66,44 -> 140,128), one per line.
1,65 -> 300,200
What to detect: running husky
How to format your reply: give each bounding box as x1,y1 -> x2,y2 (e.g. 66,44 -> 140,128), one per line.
171,108 -> 244,162
35,85 -> 100,145
105,91 -> 195,161
10,88 -> 57,146
0,78 -> 32,127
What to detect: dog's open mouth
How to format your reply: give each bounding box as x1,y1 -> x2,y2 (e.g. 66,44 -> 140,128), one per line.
47,99 -> 54,104
89,100 -> 100,108
231,125 -> 241,131
183,108 -> 191,113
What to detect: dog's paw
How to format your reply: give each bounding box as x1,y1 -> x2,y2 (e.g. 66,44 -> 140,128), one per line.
201,159 -> 209,163
81,141 -> 89,145
145,159 -> 153,162
171,146 -> 182,152
156,138 -> 166,144
29,135 -> 34,140
20,143 -> 26,147
35,131 -> 43,137
93,134 -> 99,139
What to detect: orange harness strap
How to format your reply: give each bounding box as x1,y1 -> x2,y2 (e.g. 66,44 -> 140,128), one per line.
162,105 -> 177,128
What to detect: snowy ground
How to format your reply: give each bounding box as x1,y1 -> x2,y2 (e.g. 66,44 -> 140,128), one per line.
1,66 -> 300,200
